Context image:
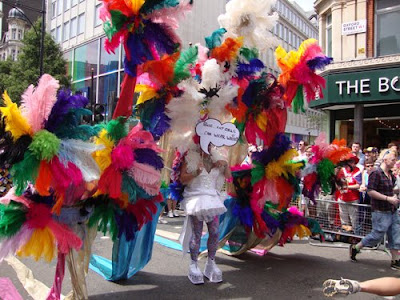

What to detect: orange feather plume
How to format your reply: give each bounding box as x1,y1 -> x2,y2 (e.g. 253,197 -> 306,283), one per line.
210,37 -> 243,62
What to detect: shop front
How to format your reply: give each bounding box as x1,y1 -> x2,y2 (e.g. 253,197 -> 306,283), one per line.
310,60 -> 400,148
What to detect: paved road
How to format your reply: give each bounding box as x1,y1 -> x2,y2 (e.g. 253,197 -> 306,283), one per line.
1,213 -> 399,299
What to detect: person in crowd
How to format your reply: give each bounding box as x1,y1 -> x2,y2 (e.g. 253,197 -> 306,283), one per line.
336,154 -> 361,233
323,277 -> 400,297
179,145 -> 231,284
351,142 -> 365,165
300,146 -> 315,217
241,145 -> 257,166
296,140 -> 308,160
358,158 -> 374,235
167,197 -> 180,218
388,142 -> 398,154
350,152 -> 400,269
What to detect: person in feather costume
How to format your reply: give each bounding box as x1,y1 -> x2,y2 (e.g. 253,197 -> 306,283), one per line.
0,74 -> 103,300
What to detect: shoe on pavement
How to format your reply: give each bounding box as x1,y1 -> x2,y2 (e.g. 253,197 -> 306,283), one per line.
323,278 -> 361,297
158,217 -> 168,224
391,260 -> 400,270
173,210 -> 180,217
167,211 -> 174,218
349,244 -> 359,261
203,258 -> 223,283
188,261 -> 204,285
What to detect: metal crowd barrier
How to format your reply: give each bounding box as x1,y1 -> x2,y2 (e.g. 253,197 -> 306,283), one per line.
291,195 -> 373,241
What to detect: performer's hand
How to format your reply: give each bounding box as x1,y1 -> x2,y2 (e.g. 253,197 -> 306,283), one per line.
215,160 -> 227,169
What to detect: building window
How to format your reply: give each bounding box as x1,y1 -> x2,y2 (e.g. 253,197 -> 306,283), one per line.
64,0 -> 70,11
17,29 -> 22,40
72,0 -> 78,7
376,1 -> 400,56
11,28 -> 16,40
94,3 -> 102,27
326,13 -> 332,57
70,17 -> 77,38
56,25 -> 61,43
11,49 -> 16,61
51,29 -> 56,39
57,0 -> 62,15
51,1 -> 56,18
284,26 -> 288,41
78,13 -> 85,34
63,21 -> 70,41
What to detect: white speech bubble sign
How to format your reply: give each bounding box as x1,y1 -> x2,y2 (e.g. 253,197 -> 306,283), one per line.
195,118 -> 240,154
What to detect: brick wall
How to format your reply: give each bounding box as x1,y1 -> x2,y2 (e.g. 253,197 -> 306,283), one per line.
366,0 -> 374,57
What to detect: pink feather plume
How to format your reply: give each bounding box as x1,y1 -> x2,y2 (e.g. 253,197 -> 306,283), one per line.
20,74 -> 60,133
128,162 -> 161,196
148,2 -> 193,29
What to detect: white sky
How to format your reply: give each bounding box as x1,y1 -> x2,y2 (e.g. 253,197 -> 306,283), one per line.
293,0 -> 315,12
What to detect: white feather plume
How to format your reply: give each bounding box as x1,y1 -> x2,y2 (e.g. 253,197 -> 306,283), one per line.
201,59 -> 222,90
218,0 -> 278,50
58,139 -> 104,182
207,84 -> 238,122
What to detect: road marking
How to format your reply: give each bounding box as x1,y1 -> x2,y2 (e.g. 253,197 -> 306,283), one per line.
155,229 -> 180,241
5,256 -> 65,300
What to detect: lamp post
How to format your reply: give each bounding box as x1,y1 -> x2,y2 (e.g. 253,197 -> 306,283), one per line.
0,0 -> 46,76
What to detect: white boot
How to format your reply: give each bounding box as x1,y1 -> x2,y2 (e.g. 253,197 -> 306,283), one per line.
203,258 -> 222,283
188,260 -> 204,284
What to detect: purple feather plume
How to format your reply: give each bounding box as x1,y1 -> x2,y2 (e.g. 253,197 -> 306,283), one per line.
307,56 -> 333,71
251,133 -> 292,166
115,211 -> 138,241
45,89 -> 88,132
134,148 -> 164,170
232,204 -> 253,228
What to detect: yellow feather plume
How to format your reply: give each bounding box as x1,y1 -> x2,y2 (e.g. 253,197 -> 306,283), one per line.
18,228 -> 56,262
293,224 -> 312,239
135,84 -> 159,105
93,129 -> 114,172
265,148 -> 300,179
127,0 -> 145,14
0,91 -> 32,140
255,112 -> 268,133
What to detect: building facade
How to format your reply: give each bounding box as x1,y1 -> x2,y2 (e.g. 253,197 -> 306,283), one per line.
47,0 -> 324,143
0,1 -> 42,61
266,0 -> 326,144
312,0 -> 400,148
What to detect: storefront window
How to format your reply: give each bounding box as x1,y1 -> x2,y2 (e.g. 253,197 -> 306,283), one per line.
73,40 -> 98,81
99,38 -> 119,74
376,1 -> 400,56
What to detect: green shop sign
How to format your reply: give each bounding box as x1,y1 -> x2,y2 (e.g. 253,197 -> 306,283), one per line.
310,67 -> 400,108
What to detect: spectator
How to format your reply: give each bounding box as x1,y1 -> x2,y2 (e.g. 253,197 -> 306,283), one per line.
300,146 -> 315,217
296,140 -> 308,160
350,152 -> 400,270
336,154 -> 361,233
323,277 -> 400,297
388,142 -> 398,154
358,158 -> 374,234
351,142 -> 365,165
305,145 -> 313,162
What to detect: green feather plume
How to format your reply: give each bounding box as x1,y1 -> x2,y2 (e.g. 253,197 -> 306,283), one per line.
0,201 -> 26,238
88,197 -> 119,241
173,46 -> 198,84
121,173 -> 152,203
205,28 -> 227,50
251,161 -> 265,185
317,158 -> 335,194
11,151 -> 40,195
106,117 -> 128,143
240,47 -> 259,61
29,130 -> 60,161
140,0 -> 180,15
292,85 -> 305,114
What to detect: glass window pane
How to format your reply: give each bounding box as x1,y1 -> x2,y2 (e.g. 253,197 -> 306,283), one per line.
63,50 -> 73,77
100,37 -> 119,73
98,73 -> 118,121
95,4 -> 102,27
73,40 -> 98,80
63,21 -> 69,41
73,80 -> 97,105
377,9 -> 400,56
70,17 -> 77,37
377,0 -> 400,10
78,13 -> 85,35
327,28 -> 332,57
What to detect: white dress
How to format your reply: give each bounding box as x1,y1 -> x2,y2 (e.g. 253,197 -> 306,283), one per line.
181,168 -> 227,222
179,167 -> 227,253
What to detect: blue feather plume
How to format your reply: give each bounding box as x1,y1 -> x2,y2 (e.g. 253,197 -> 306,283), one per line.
205,28 -> 227,50
169,181 -> 184,202
251,133 -> 292,166
232,204 -> 253,228
236,59 -> 265,79
115,211 -> 138,241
